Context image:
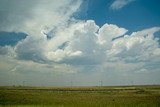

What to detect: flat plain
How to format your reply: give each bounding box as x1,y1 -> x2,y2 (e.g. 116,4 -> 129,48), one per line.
0,85 -> 160,107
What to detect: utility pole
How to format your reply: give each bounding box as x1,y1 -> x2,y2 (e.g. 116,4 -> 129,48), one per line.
23,81 -> 25,87
100,81 -> 103,86
70,80 -> 73,87
131,80 -> 134,86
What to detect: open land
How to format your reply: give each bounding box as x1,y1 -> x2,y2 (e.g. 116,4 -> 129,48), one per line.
0,85 -> 160,107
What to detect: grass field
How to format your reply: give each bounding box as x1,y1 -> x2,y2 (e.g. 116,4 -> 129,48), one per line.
0,85 -> 160,107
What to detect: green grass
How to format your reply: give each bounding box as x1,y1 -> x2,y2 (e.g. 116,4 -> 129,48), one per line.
0,85 -> 160,107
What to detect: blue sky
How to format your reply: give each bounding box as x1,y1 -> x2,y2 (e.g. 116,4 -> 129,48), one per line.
0,32 -> 27,46
0,0 -> 160,86
77,0 -> 160,31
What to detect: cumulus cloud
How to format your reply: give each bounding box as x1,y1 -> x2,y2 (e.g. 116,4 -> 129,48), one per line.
12,19 -> 160,67
0,12 -> 160,65
97,23 -> 128,48
0,46 -> 14,55
110,0 -> 135,10
107,27 -> 160,62
15,35 -> 48,63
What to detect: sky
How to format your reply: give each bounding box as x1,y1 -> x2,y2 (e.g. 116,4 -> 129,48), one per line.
0,0 -> 160,86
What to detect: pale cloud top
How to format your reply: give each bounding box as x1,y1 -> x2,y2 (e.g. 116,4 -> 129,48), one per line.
110,0 -> 135,10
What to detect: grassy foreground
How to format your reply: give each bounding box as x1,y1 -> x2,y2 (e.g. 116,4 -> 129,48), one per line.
0,85 -> 160,107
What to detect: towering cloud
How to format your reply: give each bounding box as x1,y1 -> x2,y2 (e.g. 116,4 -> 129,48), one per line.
6,20 -> 160,67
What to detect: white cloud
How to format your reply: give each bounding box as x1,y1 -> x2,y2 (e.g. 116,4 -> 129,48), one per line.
15,35 -> 48,62
44,20 -> 101,64
110,0 -> 135,10
0,0 -> 82,36
2,18 -> 160,66
69,51 -> 83,57
107,27 -> 160,62
97,23 -> 128,47
0,46 -> 15,57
